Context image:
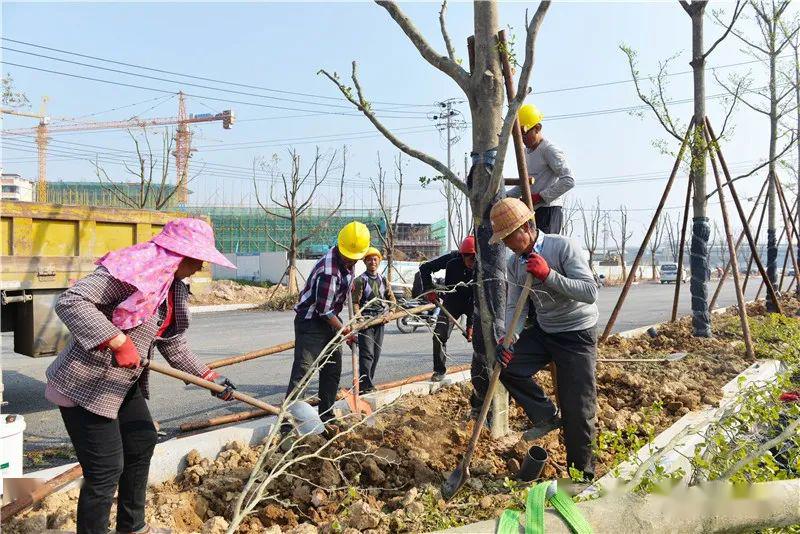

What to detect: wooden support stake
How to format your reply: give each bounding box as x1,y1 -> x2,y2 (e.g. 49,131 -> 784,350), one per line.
704,118 -> 783,315
601,118 -> 694,341
742,197 -> 769,294
709,176 -> 769,309
776,178 -> 800,291
671,175 -> 693,322
498,29 -> 532,205
703,123 -> 754,358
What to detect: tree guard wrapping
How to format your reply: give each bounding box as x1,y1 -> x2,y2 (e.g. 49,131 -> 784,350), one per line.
690,217 -> 712,337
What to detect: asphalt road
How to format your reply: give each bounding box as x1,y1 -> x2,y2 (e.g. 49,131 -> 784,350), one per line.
2,281 -> 760,451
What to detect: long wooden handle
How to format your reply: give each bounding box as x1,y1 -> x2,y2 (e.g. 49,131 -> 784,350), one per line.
436,298 -> 469,336
147,360 -> 281,415
1,464 -> 83,523
462,274 -> 534,463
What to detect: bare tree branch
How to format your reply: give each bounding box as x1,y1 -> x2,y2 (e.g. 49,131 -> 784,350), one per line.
438,0 -> 456,62
375,0 -> 469,89
705,0 -> 746,58
319,63 -> 465,195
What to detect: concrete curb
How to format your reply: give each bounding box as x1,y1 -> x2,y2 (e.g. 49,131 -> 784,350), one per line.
188,303 -> 261,314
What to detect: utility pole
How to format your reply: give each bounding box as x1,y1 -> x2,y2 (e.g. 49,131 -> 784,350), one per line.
431,98 -> 466,250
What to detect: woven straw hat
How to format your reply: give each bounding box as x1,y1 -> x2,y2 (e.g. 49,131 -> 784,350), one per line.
488,198 -> 535,245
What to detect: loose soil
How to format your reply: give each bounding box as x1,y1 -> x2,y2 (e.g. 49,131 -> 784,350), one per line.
190,280 -> 297,310
7,298 -> 799,533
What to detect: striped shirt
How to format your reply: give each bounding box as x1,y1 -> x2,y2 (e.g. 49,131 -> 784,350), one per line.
294,247 -> 354,320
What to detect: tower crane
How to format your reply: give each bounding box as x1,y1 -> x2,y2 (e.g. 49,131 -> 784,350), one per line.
2,92 -> 234,203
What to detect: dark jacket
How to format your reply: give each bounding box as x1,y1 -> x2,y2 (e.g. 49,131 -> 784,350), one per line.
419,251 -> 474,326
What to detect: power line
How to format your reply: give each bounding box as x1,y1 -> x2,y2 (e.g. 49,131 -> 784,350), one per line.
0,61 -> 435,120
1,46 -> 431,116
2,37 -> 433,108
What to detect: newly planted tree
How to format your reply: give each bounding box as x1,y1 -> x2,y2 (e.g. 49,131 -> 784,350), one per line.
253,147 -> 346,294
320,0 -> 551,436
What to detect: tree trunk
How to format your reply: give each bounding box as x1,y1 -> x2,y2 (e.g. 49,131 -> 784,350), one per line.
288,222 -> 299,294
767,28 -> 779,310
689,4 -> 712,337
795,43 -> 800,294
469,0 -> 509,438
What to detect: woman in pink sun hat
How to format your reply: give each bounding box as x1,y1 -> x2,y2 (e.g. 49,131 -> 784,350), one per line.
45,217 -> 236,534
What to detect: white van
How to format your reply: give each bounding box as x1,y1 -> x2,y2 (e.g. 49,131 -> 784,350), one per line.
659,263 -> 687,284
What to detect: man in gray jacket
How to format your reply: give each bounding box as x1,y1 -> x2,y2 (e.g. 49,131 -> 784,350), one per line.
489,197 -> 599,479
507,103 -> 574,234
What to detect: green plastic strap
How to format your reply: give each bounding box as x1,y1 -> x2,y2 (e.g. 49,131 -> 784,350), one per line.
550,489 -> 593,534
497,509 -> 522,534
496,482 -> 593,534
524,482 -> 550,534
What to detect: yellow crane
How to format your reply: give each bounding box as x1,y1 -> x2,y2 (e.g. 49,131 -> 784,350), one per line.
2,92 -> 234,203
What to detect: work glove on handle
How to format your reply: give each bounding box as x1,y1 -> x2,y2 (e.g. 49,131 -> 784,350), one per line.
495,336 -> 515,368
111,336 -> 140,369
526,253 -> 551,281
530,193 -> 543,206
424,291 -> 438,304
464,326 -> 473,342
202,370 -> 237,401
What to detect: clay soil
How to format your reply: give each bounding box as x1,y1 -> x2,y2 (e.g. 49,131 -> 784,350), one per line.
7,298 -> 799,534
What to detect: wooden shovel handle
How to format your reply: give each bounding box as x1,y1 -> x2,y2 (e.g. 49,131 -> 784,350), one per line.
147,360 -> 280,416
436,298 -> 469,336
1,464 -> 83,523
461,274 -> 534,464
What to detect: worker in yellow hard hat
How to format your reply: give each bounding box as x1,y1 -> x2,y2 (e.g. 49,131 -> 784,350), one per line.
489,197 -> 599,480
351,246 -> 396,392
509,103 -> 575,235
286,221 -> 370,425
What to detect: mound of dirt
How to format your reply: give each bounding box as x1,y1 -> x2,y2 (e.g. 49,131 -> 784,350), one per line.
190,280 -> 297,310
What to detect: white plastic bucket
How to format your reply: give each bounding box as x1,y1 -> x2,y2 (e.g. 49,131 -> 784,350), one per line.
0,414 -> 26,477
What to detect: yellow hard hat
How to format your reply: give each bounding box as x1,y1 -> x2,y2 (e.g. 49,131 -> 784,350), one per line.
518,104 -> 543,132
337,221 -> 371,260
488,198 -> 535,245
363,246 -> 383,261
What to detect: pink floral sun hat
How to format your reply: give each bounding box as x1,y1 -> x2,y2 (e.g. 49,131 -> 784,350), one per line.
96,218 -> 235,329
152,218 -> 235,269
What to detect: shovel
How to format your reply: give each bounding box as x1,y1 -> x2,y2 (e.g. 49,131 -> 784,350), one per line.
340,294 -> 373,418
147,360 -> 324,435
436,297 -> 469,337
442,274 -> 534,501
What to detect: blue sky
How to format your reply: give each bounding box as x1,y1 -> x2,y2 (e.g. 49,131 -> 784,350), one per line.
2,1 -> 794,247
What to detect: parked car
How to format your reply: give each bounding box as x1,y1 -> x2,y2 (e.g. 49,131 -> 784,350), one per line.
659,263 -> 687,284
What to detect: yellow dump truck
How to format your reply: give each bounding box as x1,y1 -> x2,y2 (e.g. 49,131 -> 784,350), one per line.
1,201 -> 211,358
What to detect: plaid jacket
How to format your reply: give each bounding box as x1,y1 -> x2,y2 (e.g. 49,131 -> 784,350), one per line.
294,247 -> 354,320
46,267 -> 211,419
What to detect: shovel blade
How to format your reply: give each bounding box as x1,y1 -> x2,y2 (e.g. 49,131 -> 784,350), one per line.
441,462 -> 469,501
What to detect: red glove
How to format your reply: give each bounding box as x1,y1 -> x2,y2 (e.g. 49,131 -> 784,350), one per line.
531,193 -> 543,205
465,326 -> 473,342
112,336 -> 140,369
526,253 -> 551,281
495,336 -> 514,367
424,292 -> 438,304
780,391 -> 800,403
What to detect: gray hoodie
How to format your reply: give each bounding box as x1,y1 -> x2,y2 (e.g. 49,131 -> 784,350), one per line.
506,231 -> 598,334
507,138 -> 574,208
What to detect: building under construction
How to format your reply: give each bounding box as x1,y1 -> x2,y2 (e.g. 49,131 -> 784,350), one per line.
40,181 -> 446,259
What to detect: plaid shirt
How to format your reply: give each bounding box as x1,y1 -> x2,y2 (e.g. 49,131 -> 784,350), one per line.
46,267 -> 211,419
294,247 -> 354,320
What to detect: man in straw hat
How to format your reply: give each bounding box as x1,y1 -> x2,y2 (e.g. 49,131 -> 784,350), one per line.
490,197 -> 599,480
